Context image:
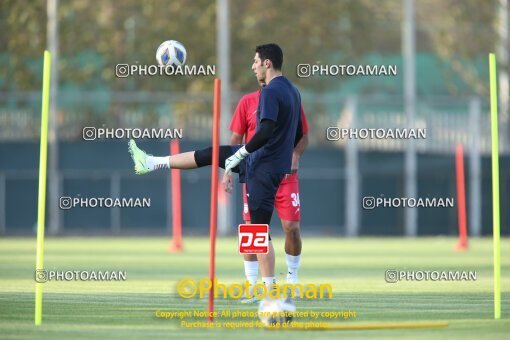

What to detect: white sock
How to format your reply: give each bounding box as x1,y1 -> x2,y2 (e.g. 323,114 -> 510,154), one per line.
244,260 -> 258,285
262,276 -> 276,289
286,254 -> 300,283
146,156 -> 170,171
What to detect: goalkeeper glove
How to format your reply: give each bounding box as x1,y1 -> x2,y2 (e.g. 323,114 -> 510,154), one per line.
225,146 -> 249,175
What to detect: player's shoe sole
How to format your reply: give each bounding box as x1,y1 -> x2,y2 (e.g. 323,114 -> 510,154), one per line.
128,139 -> 151,175
240,297 -> 260,304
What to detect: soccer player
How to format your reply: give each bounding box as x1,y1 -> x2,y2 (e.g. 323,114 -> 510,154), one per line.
128,43 -> 304,293
229,82 -> 308,302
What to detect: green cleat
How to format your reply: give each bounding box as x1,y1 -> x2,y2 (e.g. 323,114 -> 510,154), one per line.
128,139 -> 151,175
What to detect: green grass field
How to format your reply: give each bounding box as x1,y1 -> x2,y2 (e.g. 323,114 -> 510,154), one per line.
0,237 -> 509,339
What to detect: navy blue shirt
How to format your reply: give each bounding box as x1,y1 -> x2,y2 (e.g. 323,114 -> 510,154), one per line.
246,76 -> 302,175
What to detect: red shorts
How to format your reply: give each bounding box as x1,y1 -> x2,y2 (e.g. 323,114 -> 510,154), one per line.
242,173 -> 301,221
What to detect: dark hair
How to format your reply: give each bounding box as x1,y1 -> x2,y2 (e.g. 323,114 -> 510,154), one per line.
255,43 -> 283,70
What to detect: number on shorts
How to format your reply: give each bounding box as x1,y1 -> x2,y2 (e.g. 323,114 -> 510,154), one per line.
291,193 -> 300,207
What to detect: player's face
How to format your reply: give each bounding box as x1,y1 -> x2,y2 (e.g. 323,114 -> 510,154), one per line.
252,53 -> 266,82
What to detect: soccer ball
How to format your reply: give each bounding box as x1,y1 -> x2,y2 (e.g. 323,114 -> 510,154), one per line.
258,298 -> 296,326
156,40 -> 187,67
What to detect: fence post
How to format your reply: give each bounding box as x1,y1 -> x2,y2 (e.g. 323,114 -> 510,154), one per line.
56,173 -> 63,234
111,172 -> 121,234
0,173 -> 5,234
345,96 -> 360,236
469,97 -> 482,236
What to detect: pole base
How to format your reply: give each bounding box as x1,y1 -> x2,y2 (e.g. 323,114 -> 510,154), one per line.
454,239 -> 468,251
168,241 -> 183,253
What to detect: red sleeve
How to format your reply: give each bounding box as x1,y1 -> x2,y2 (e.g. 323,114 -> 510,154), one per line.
300,104 -> 310,134
229,96 -> 247,135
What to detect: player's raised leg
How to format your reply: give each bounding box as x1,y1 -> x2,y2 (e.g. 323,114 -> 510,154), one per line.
128,139 -> 197,174
128,139 -> 243,174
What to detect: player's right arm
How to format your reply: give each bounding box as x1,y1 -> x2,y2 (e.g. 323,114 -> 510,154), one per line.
291,105 -> 310,172
231,132 -> 244,145
229,96 -> 248,145
224,96 -> 248,191
224,90 -> 276,184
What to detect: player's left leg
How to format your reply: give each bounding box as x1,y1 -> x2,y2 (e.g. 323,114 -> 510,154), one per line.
281,219 -> 301,284
274,174 -> 302,286
240,192 -> 261,304
246,172 -> 284,293
249,207 -> 276,289
241,186 -> 259,291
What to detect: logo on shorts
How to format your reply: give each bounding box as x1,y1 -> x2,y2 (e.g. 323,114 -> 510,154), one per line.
238,224 -> 269,254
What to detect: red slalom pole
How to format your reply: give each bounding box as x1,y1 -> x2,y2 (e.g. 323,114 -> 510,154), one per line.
455,144 -> 468,251
208,79 -> 220,322
169,139 -> 183,252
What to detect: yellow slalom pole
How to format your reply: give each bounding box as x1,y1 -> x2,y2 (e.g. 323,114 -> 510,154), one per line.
322,321 -> 449,331
489,53 -> 501,320
271,321 -> 449,331
35,50 -> 51,326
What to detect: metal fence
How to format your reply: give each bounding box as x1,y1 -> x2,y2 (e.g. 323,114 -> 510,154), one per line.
0,92 -> 508,236
3,92 -> 506,151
